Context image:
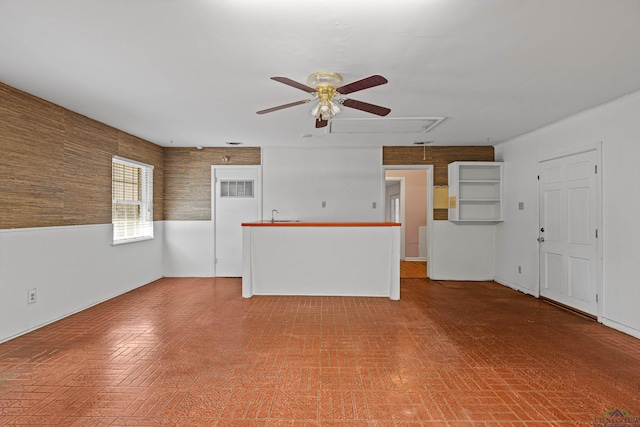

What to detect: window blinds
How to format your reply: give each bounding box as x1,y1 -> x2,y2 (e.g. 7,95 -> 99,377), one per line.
112,157 -> 154,244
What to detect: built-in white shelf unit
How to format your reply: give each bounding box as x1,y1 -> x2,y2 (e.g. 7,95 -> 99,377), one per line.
448,161 -> 504,222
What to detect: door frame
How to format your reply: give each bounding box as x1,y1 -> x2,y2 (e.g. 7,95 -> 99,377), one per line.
211,165 -> 262,277
382,165 -> 434,277
385,176 -> 406,260
538,142 -> 603,320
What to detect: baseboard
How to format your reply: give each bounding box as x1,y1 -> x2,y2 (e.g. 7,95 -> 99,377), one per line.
404,257 -> 427,261
493,276 -> 539,297
0,276 -> 162,344
601,317 -> 640,339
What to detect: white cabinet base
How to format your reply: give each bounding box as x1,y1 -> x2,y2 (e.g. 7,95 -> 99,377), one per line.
242,224 -> 401,300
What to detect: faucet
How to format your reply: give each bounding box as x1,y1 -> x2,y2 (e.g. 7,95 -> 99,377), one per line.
271,209 -> 279,223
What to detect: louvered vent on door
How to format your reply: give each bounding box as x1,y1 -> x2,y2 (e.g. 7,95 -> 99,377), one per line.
220,180 -> 254,198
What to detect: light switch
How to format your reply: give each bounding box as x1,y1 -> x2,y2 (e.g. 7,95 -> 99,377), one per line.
518,202 -> 525,210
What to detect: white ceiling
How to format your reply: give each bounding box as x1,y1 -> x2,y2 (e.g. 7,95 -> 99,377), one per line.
1,0 -> 639,148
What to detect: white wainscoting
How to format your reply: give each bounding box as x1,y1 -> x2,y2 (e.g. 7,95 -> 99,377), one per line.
0,223 -> 163,343
242,224 -> 400,299
429,221 -> 495,281
163,220 -> 213,277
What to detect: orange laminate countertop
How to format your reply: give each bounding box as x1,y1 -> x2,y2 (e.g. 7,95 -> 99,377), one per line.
241,221 -> 401,227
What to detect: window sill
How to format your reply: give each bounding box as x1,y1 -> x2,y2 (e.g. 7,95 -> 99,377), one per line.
112,236 -> 154,246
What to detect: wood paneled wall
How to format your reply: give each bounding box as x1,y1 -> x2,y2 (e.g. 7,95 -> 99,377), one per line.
0,83 -> 164,229
1,79 -> 493,227
383,146 -> 494,220
163,147 -> 261,220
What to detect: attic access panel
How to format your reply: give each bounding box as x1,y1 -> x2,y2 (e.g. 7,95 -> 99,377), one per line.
329,117 -> 445,134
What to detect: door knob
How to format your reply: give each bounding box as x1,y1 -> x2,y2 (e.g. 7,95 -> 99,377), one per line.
537,237 -> 545,242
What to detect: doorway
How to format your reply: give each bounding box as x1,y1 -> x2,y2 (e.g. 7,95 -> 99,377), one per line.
538,146 -> 602,317
385,177 -> 405,259
383,166 -> 433,277
212,166 -> 261,277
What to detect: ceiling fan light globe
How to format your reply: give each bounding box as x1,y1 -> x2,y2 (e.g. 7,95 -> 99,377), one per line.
329,101 -> 341,115
306,71 -> 343,89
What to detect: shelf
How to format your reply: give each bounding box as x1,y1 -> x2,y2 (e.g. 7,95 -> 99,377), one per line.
448,161 -> 504,222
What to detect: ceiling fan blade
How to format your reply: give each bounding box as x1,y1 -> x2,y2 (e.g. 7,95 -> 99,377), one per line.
315,118 -> 328,128
271,77 -> 317,93
257,100 -> 310,114
342,98 -> 391,116
336,75 -> 388,95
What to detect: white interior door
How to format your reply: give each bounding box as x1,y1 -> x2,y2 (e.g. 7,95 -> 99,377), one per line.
539,150 -> 598,315
213,167 -> 260,277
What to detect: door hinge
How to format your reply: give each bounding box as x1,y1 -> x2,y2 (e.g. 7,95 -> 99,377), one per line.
595,165 -> 598,174
596,294 -> 598,303
537,175 -> 540,180
215,258 -> 218,264
595,229 -> 598,238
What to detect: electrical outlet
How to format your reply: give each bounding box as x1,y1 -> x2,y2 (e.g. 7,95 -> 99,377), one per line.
518,202 -> 525,210
518,266 -> 522,274
28,288 -> 36,304
321,201 -> 326,208
372,202 -> 377,209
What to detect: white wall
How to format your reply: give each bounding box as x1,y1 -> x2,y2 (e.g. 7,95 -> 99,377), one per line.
430,221 -> 496,280
162,147 -> 385,277
495,90 -> 640,338
262,147 -> 384,222
163,147 -> 497,281
0,223 -> 164,343
163,220 -> 213,277
494,140 -> 540,295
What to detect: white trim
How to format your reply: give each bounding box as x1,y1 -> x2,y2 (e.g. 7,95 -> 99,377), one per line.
211,165 -> 263,277
601,317 -> 640,340
111,235 -> 154,246
538,142 -> 601,163
0,223 -> 108,234
385,176 -> 405,259
537,142 -> 603,321
112,156 -> 155,169
494,277 -> 539,298
0,276 -> 156,345
112,157 -> 154,244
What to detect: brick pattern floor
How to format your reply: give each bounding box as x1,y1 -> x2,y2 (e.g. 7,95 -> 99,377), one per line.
1,277 -> 639,426
400,261 -> 427,279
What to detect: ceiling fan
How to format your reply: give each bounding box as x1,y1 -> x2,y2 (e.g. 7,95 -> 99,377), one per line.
257,72 -> 391,128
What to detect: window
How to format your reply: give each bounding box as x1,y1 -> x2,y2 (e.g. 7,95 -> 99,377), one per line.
390,195 -> 400,223
112,157 -> 154,244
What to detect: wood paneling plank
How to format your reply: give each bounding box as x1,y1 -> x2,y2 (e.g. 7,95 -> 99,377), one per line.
163,147 -> 261,221
0,82 -> 164,229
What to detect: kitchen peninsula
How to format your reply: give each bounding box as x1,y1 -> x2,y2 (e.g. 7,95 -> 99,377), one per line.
241,221 -> 401,299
